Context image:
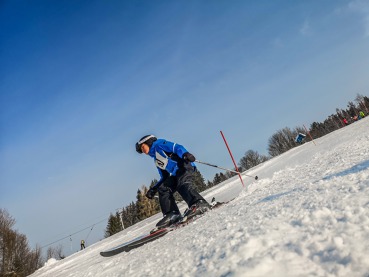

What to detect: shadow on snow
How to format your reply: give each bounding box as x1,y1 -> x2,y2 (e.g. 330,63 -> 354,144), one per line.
322,159 -> 369,181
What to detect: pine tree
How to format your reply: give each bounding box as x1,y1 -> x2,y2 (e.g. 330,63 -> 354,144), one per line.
219,172 -> 228,182
207,180 -> 214,188
355,93 -> 369,114
213,173 -> 222,185
148,179 -> 161,214
104,212 -> 122,238
347,101 -> 358,117
122,202 -> 139,228
309,121 -> 327,138
192,170 -> 207,192
136,188 -> 145,220
363,96 -> 369,113
136,186 -> 156,220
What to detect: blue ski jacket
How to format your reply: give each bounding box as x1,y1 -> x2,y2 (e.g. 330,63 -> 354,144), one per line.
148,139 -> 195,188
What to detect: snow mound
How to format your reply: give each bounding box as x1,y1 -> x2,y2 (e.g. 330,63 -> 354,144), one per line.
44,258 -> 57,267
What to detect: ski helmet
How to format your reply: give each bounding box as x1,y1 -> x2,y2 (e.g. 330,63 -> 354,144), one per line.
135,135 -> 157,153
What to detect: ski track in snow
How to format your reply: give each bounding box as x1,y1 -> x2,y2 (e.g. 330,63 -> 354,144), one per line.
30,119 -> 369,277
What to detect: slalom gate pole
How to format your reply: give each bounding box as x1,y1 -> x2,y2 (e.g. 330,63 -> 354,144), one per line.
195,160 -> 258,180
303,124 -> 316,146
220,131 -> 245,187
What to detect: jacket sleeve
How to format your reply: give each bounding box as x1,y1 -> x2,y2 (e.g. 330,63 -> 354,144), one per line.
159,140 -> 189,158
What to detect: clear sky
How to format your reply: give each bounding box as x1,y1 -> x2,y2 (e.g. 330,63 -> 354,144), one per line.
1,0 -> 368,255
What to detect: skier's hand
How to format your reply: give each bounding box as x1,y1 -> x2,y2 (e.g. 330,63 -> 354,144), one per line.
183,152 -> 196,163
146,187 -> 157,199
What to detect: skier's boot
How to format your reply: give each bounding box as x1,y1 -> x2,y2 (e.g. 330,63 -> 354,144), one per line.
155,211 -> 182,229
182,200 -> 211,222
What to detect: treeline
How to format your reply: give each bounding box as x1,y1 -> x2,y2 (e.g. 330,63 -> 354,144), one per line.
105,94 -> 368,238
0,208 -> 66,276
267,94 -> 368,157
0,208 -> 43,277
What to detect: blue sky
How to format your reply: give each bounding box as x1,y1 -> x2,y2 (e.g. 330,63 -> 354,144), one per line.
1,0 -> 368,255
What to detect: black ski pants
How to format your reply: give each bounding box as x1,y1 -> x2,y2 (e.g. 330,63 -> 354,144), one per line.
157,166 -> 205,215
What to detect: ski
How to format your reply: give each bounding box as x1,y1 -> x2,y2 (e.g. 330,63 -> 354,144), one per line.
149,199 -> 228,234
100,199 -> 233,257
100,228 -> 170,257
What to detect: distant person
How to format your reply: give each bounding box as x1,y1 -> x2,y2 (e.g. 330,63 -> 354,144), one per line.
135,135 -> 211,229
359,111 -> 365,118
80,240 -> 85,250
343,118 -> 348,125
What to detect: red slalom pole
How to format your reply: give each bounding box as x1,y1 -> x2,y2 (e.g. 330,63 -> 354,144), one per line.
220,131 -> 245,187
303,124 -> 316,146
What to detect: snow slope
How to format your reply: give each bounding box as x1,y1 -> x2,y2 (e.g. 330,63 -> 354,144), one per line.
30,118 -> 369,277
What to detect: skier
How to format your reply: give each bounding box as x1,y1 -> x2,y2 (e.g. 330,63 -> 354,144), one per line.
135,135 -> 211,229
80,240 -> 85,250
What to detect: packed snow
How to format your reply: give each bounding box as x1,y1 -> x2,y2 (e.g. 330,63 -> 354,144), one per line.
43,258 -> 58,267
30,118 -> 369,277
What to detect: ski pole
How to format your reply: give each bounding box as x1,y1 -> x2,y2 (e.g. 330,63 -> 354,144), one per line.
195,160 -> 258,180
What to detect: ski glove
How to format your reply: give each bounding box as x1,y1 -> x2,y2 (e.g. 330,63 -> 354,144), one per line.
146,186 -> 158,199
183,152 -> 196,163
